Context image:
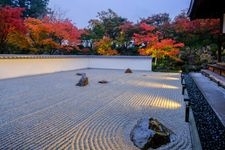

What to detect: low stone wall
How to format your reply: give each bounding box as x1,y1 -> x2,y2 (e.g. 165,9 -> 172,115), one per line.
0,55 -> 152,79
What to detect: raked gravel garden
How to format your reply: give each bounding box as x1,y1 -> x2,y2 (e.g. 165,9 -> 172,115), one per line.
0,69 -> 191,149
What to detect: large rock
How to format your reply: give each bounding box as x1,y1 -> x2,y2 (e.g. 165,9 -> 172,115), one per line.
146,118 -> 171,149
125,68 -> 133,73
76,74 -> 88,86
130,118 -> 173,150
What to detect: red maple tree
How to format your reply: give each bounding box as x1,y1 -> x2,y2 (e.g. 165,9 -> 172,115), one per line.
134,23 -> 184,64
0,6 -> 26,52
24,16 -> 82,53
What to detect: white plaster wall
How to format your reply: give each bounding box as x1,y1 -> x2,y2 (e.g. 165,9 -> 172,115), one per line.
0,56 -> 152,80
89,58 -> 151,71
0,58 -> 89,79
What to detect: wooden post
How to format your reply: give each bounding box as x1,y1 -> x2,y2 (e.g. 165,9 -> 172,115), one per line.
218,14 -> 225,62
218,15 -> 223,62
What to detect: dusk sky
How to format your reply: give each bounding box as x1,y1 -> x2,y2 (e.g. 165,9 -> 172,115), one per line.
49,0 -> 191,28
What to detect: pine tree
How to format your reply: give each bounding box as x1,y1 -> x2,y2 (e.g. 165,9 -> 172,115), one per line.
0,0 -> 49,18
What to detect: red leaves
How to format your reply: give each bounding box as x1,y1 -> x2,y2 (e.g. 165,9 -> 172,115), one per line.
133,23 -> 157,45
0,6 -> 26,47
173,16 -> 220,35
24,16 -> 82,51
134,22 -> 184,61
47,18 -> 81,45
153,39 -> 184,49
0,6 -> 26,32
139,23 -> 155,31
0,6 -> 82,53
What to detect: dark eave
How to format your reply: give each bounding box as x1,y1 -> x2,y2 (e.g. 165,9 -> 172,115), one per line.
188,0 -> 225,20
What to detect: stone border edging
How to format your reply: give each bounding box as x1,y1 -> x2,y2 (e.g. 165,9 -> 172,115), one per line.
189,108 -> 202,150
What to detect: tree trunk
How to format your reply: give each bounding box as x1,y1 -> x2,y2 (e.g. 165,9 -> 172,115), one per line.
155,57 -> 157,65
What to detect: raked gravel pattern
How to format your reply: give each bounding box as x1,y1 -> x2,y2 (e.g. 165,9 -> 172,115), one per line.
0,69 -> 191,150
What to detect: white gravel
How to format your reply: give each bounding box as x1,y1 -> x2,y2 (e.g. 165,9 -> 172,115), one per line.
0,69 -> 192,150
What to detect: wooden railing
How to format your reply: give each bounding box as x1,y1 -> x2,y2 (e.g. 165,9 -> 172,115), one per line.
208,63 -> 225,77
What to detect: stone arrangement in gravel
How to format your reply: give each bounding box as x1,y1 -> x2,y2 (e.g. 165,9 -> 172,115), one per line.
185,74 -> 225,150
125,68 -> 133,73
130,117 -> 174,150
0,70 -> 191,149
147,118 -> 172,149
76,74 -> 88,86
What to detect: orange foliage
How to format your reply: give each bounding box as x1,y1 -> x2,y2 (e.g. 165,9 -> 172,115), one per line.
45,17 -> 81,47
139,39 -> 184,59
94,37 -> 118,55
134,22 -> 184,62
24,17 -> 82,52
7,31 -> 30,50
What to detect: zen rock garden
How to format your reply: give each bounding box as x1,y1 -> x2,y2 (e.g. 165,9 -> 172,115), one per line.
76,68 -> 133,87
0,69 -> 191,149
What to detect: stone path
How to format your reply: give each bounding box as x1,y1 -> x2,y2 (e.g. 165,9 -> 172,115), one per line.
0,69 -> 191,150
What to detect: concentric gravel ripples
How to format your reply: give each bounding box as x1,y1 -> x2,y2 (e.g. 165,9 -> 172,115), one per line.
0,69 -> 191,150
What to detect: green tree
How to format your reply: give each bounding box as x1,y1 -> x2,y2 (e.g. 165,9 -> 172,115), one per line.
0,0 -> 49,18
86,9 -> 128,55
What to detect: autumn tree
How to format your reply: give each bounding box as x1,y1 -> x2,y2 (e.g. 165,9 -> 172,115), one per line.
114,21 -> 141,55
24,17 -> 82,54
134,23 -> 184,66
94,36 -> 118,55
172,11 -> 220,71
139,39 -> 184,65
140,13 -> 173,40
0,6 -> 26,53
133,23 -> 158,49
173,12 -> 220,47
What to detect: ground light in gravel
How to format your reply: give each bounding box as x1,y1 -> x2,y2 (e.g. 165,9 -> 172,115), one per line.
0,69 -> 191,149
